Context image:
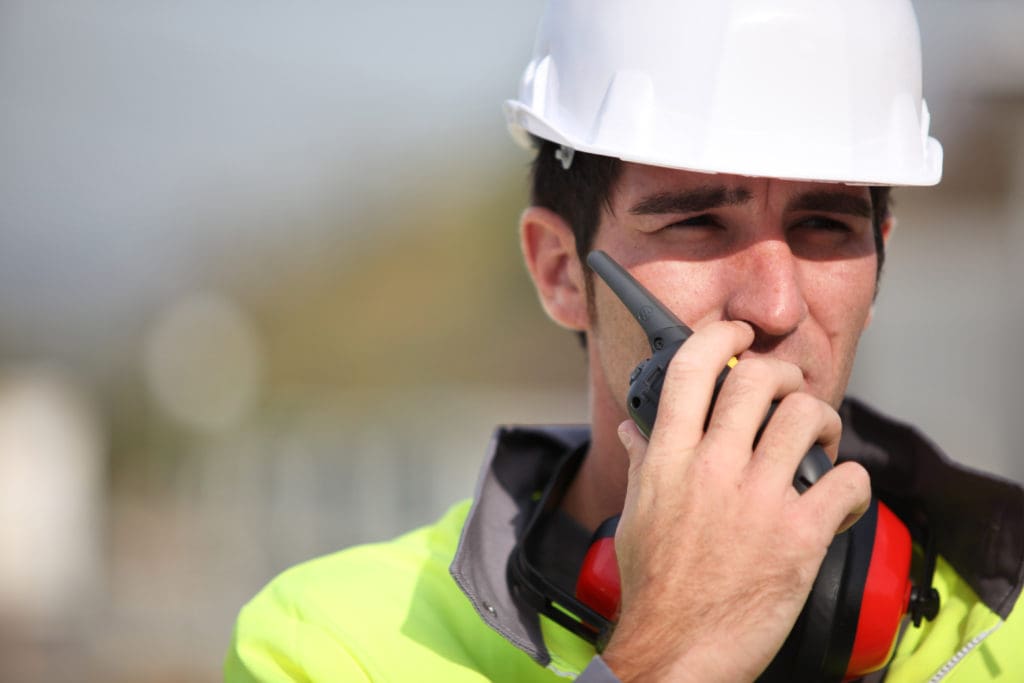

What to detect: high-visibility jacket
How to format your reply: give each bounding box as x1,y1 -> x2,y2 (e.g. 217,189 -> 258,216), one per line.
226,399 -> 1024,682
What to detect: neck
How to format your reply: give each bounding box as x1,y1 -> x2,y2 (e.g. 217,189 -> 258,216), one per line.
560,350 -> 631,532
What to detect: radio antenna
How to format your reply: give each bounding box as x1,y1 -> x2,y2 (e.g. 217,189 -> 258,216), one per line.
586,250 -> 693,352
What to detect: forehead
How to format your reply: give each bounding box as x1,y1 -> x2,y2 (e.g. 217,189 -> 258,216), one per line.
610,162 -> 871,213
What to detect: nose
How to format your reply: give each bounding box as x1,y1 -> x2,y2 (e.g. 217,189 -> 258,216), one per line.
724,239 -> 808,338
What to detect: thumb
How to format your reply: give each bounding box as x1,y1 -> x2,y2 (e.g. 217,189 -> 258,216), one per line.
617,420 -> 648,475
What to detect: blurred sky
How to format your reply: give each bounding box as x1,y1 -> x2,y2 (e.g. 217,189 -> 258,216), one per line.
0,0 -> 546,376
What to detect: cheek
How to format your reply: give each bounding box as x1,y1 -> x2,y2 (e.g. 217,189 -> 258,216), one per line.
592,287 -> 651,398
824,258 -> 878,327
808,257 -> 878,399
626,259 -> 723,326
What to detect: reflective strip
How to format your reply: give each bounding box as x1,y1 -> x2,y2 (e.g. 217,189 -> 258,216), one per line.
927,621 -> 1003,682
544,662 -> 578,680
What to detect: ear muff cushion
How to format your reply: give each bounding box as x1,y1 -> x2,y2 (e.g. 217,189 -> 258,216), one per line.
846,501 -> 914,676
757,498 -> 878,683
820,498 -> 877,676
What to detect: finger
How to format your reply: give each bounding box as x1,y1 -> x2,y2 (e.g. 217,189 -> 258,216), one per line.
617,419 -> 652,542
702,357 -> 804,469
649,320 -> 754,454
746,392 -> 842,491
799,461 -> 872,536
617,419 -> 648,477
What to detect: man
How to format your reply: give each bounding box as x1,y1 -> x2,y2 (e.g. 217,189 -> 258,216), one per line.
226,2 -> 1024,681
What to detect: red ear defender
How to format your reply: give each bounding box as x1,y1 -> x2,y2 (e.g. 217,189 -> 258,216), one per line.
844,500 -> 913,679
575,516 -> 621,622
575,500 -> 937,681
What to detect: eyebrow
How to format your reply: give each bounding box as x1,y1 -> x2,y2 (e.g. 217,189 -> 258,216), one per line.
628,186 -> 874,220
785,191 -> 873,219
629,186 -> 753,215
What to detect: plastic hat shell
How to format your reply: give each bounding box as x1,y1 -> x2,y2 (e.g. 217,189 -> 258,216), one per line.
505,0 -> 943,186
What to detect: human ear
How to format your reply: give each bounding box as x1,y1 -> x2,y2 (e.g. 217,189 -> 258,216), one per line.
519,206 -> 589,331
880,213 -> 895,246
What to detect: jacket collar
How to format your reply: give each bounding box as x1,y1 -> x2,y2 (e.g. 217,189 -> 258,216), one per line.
449,425 -> 589,664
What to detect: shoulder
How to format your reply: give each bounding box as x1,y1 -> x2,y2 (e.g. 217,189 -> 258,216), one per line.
267,497 -> 473,607
225,500 -> 493,682
886,556 -> 1024,682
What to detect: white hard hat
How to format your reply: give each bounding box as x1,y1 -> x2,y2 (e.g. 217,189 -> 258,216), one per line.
505,0 -> 943,186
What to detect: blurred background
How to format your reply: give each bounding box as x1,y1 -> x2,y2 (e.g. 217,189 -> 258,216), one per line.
0,1 -> 1021,680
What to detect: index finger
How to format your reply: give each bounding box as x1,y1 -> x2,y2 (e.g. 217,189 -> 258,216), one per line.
647,320 -> 754,456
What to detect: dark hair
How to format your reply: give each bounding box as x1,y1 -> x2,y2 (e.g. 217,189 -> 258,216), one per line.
529,138 -> 891,280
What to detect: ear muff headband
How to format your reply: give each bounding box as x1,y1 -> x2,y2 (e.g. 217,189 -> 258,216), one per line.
507,445 -> 616,647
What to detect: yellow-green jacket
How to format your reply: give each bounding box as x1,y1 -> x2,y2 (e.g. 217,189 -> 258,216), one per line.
226,399 -> 1024,681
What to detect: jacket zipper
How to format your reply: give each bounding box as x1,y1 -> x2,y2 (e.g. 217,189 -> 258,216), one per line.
926,621 -> 1003,682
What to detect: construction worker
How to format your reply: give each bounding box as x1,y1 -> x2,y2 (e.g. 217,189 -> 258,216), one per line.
226,2 -> 1024,681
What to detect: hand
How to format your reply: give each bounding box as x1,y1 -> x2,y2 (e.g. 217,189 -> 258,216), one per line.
600,321 -> 871,683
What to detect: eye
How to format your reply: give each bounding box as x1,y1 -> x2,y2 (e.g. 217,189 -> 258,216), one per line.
788,215 -> 871,260
665,214 -> 722,230
789,217 -> 860,247
792,216 -> 852,234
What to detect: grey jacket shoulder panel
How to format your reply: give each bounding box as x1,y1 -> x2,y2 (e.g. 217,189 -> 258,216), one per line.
449,425 -> 589,665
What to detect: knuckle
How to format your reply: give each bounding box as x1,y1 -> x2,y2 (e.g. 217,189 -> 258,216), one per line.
665,321 -> 747,380
778,391 -> 819,416
818,464 -> 871,516
730,357 -> 773,385
665,346 -> 706,381
730,357 -> 803,394
823,406 -> 842,434
790,524 -> 826,559
790,505 -> 836,552
841,461 -> 871,494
